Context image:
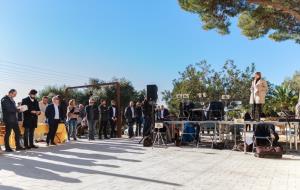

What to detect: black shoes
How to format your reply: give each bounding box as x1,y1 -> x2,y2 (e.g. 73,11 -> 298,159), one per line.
47,142 -> 57,146
30,145 -> 39,149
24,144 -> 38,149
5,148 -> 13,152
15,147 -> 26,151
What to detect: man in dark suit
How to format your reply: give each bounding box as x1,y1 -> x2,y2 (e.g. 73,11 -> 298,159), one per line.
135,101 -> 143,136
99,99 -> 109,139
57,95 -> 68,139
85,98 -> 99,140
157,105 -> 170,133
159,105 -> 170,121
45,96 -> 62,146
1,89 -> 25,152
109,100 -> 118,138
21,89 -> 41,149
57,95 -> 67,121
124,101 -> 135,138
142,98 -> 153,137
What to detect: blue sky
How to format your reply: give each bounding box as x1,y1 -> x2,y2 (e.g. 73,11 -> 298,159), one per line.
0,0 -> 299,103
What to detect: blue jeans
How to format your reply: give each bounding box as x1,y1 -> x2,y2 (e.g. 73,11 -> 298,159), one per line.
87,120 -> 97,140
68,119 -> 77,139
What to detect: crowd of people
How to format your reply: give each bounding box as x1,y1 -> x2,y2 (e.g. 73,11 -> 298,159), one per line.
0,88 -> 170,152
2,72 -> 300,153
0,89 -> 67,152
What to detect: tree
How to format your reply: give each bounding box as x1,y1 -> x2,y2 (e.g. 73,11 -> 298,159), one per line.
163,60 -> 256,113
178,0 -> 300,43
283,71 -> 300,94
38,85 -> 88,104
38,77 -> 144,110
267,85 -> 298,112
93,77 -> 144,111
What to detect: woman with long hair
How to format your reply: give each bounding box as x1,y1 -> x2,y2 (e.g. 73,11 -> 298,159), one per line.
250,72 -> 268,121
67,99 -> 79,141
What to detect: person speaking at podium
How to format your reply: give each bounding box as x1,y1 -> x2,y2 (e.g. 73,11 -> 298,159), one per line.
250,72 -> 268,121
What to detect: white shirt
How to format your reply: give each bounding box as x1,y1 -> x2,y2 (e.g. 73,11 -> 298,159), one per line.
131,107 -> 135,118
112,107 -> 116,118
29,96 -> 34,102
161,109 -> 164,119
54,104 -> 60,119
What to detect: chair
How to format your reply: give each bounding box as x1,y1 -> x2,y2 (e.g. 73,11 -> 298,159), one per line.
286,122 -> 299,150
197,122 -> 217,148
252,123 -> 274,152
190,109 -> 206,121
206,101 -> 224,121
227,101 -> 242,111
181,122 -> 197,146
278,110 -> 299,150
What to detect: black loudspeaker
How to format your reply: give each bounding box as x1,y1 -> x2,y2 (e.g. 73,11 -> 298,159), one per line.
147,84 -> 158,102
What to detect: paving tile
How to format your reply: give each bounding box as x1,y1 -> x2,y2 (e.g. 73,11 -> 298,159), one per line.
0,138 -> 299,190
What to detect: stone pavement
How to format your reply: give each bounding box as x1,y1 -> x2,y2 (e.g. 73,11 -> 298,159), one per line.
0,138 -> 300,190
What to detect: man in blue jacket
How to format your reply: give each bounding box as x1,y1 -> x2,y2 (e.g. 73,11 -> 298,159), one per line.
1,89 -> 25,152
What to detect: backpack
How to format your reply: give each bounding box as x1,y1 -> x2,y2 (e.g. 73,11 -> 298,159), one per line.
143,136 -> 153,147
182,123 -> 196,143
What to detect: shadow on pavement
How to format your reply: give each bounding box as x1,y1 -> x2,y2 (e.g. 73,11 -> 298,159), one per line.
0,139 -> 181,187
0,185 -> 23,190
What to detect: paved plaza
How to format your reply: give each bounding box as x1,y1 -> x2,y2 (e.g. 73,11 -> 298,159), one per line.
0,138 -> 300,190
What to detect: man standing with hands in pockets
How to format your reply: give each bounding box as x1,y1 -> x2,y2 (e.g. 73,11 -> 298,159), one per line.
45,96 -> 62,146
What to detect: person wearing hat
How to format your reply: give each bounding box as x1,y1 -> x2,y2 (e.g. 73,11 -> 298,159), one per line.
21,89 -> 41,149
